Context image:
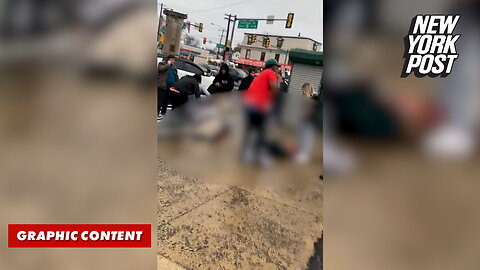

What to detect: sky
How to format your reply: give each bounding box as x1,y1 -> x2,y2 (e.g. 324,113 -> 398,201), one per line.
158,0 -> 323,50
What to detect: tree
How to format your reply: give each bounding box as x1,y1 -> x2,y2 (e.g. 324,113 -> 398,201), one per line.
183,34 -> 199,47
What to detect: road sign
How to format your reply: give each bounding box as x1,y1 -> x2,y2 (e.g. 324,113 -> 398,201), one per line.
216,44 -> 225,49
238,20 -> 258,29
267,15 -> 275,24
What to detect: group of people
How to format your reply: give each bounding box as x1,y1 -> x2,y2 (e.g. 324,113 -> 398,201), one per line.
157,55 -> 259,118
157,56 -> 318,166
157,55 -> 202,117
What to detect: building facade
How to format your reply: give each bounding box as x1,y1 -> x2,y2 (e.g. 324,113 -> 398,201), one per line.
237,33 -> 322,67
179,44 -> 210,65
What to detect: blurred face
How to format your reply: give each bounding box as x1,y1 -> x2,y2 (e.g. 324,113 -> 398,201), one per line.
221,68 -> 226,74
271,65 -> 280,73
167,58 -> 175,65
250,71 -> 255,77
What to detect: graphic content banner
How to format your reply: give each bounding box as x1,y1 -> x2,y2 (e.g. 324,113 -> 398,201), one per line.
8,224 -> 151,248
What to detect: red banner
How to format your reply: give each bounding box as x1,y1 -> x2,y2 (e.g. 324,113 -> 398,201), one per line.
235,58 -> 291,71
8,224 -> 151,248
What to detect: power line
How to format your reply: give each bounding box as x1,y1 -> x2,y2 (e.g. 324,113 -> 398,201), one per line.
187,0 -> 255,13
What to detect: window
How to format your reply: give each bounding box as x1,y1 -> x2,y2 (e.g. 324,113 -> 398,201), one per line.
173,60 -> 185,71
260,52 -> 266,61
275,54 -> 280,61
245,49 -> 251,59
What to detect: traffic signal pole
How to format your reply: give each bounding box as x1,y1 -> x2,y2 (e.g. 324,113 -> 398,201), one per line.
217,29 -> 225,59
157,3 -> 164,41
229,15 -> 237,50
224,14 -> 294,59
223,14 -> 231,60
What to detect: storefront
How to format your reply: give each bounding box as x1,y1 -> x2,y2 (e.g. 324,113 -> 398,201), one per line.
288,49 -> 323,95
179,45 -> 209,65
235,58 -> 291,72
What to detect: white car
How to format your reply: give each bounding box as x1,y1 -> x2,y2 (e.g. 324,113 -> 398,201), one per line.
157,56 -> 214,90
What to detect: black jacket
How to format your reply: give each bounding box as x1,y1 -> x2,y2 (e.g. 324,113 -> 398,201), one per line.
172,76 -> 200,98
209,64 -> 234,93
238,75 -> 254,91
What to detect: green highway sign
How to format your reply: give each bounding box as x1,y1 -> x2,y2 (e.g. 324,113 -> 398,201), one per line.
216,44 -> 225,49
238,20 -> 258,29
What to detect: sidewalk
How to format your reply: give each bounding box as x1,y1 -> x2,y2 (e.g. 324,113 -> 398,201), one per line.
157,161 -> 323,270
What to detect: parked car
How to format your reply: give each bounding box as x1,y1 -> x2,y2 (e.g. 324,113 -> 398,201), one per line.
200,64 -> 212,76
199,63 -> 216,77
157,56 -> 214,90
229,68 -> 247,85
204,63 -> 220,76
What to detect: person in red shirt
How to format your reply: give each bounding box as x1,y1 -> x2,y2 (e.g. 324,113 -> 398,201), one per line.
241,59 -> 281,167
243,59 -> 280,112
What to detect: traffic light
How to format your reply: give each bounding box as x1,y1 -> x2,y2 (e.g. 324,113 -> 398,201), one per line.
251,34 -> 257,43
263,37 -> 270,48
203,38 -> 207,44
286,13 -> 294,28
198,23 -> 203,32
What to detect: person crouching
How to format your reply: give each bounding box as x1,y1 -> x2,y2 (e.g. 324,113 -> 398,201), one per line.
169,74 -> 202,109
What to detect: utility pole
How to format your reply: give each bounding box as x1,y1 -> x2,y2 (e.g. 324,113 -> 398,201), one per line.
223,14 -> 231,60
157,3 -> 164,41
229,15 -> 237,54
217,29 -> 225,59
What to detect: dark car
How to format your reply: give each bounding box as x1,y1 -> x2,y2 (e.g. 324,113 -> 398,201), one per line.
200,63 -> 217,77
229,68 -> 247,83
157,56 -> 214,89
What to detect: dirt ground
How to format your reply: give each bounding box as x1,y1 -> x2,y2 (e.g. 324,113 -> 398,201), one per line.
157,156 -> 322,270
157,95 -> 322,269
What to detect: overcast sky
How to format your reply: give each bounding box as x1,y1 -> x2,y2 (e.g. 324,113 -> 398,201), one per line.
158,0 -> 322,50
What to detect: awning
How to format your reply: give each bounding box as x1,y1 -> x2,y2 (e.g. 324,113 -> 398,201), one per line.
289,49 -> 323,66
236,58 -> 291,71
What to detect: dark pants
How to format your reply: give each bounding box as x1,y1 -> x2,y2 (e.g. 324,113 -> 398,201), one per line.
170,93 -> 189,109
242,107 -> 268,163
157,87 -> 170,115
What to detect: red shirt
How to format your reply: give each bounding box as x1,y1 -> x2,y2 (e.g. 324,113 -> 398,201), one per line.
243,69 -> 278,111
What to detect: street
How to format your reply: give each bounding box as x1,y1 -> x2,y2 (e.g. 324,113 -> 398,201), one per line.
157,159 -> 323,270
157,1 -> 323,268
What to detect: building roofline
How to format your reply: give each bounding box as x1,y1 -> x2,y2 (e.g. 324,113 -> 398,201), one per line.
243,32 -> 322,45
163,9 -> 188,19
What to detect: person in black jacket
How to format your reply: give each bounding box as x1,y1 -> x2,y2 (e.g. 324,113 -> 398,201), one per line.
238,68 -> 256,91
208,63 -> 234,93
169,74 -> 202,109
157,55 -> 178,116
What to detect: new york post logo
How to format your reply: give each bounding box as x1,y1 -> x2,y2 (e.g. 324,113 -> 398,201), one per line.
401,15 -> 460,78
